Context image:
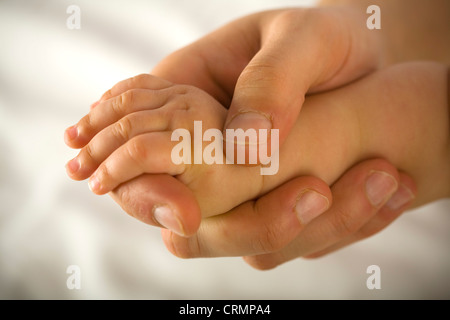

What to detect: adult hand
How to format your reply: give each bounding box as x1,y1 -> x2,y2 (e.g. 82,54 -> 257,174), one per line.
160,159 -> 416,269
88,7 -> 416,269
99,7 -> 385,236
99,7 -> 381,146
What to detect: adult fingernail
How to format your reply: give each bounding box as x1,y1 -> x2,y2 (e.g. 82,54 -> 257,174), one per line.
365,171 -> 398,206
66,125 -> 78,140
153,205 -> 185,237
66,157 -> 80,174
385,184 -> 415,210
295,190 -> 330,225
225,112 -> 272,145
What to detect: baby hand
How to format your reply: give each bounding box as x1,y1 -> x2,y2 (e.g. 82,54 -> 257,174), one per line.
64,74 -> 262,217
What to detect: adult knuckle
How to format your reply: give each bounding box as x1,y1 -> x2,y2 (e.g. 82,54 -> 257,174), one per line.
133,201 -> 154,223
240,60 -> 283,86
119,188 -> 154,224
117,183 -> 132,208
253,222 -> 285,253
356,217 -> 388,240
115,181 -> 145,211
164,233 -> 199,259
332,207 -> 360,238
115,184 -> 136,217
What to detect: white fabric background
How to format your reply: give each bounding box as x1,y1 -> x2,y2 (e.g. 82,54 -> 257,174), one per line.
0,0 -> 449,299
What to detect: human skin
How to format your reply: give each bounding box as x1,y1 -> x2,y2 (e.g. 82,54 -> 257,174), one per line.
66,1 -> 449,268
319,0 -> 450,67
164,0 -> 450,266
66,62 -> 450,248
81,6 -> 397,234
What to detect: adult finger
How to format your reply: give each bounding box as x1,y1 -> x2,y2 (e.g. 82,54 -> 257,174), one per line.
225,8 -> 380,149
305,172 -> 416,258
243,159 -> 403,270
161,176 -> 331,258
110,174 -> 201,237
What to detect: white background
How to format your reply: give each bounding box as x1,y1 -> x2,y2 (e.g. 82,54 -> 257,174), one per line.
0,0 -> 449,299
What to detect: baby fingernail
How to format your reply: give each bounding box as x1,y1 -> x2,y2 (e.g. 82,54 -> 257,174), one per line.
88,176 -> 101,193
295,190 -> 330,225
66,158 -> 80,174
385,184 -> 415,210
365,171 -> 398,206
66,125 -> 78,140
90,101 -> 99,109
153,205 -> 185,237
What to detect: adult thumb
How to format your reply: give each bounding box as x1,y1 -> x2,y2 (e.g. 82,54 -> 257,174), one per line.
223,8 -> 379,151
223,10 -> 323,149
224,44 -> 308,150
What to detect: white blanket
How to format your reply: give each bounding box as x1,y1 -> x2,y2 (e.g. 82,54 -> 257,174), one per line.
0,0 -> 449,299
